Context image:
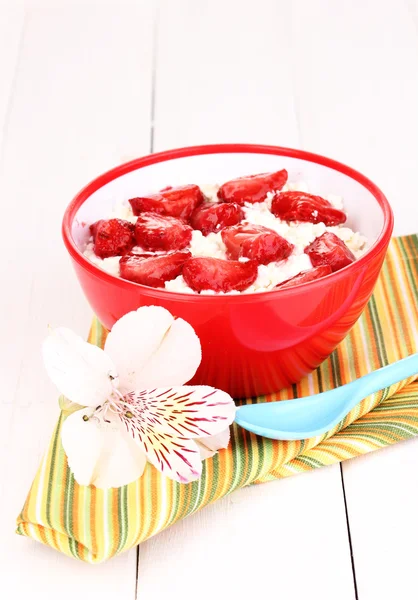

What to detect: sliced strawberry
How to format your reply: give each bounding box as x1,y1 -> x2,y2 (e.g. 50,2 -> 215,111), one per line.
217,170 -> 288,205
90,218 -> 135,258
183,257 -> 258,293
134,212 -> 192,252
275,265 -> 332,289
304,232 -> 355,272
190,202 -> 244,236
120,251 -> 191,287
221,224 -> 294,265
129,184 -> 204,221
271,191 -> 346,226
90,219 -> 104,239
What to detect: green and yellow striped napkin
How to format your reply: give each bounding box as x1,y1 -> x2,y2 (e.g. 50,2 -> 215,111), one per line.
16,235 -> 418,563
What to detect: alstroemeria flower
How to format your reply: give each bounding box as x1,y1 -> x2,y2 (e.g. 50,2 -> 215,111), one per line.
43,306 -> 236,488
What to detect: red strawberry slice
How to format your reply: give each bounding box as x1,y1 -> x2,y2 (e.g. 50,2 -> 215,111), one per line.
271,191 -> 346,226
183,257 -> 258,293
120,251 -> 191,287
129,184 -> 204,221
134,212 -> 192,251
90,218 -> 135,258
304,232 -> 355,272
221,224 -> 294,265
190,202 -> 244,236
217,170 -> 288,205
90,220 -> 104,239
275,265 -> 332,289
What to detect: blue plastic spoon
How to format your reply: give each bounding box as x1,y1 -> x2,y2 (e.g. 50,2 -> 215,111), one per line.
235,354 -> 418,440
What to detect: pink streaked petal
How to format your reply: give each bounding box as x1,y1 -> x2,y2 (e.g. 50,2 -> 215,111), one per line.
122,386 -> 236,439
117,410 -> 202,483
195,428 -> 231,460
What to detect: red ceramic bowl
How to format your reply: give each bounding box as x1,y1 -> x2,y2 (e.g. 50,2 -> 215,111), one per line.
63,144 -> 393,398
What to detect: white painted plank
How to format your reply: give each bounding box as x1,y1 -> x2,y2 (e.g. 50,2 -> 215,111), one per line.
406,0 -> 418,26
143,2 -> 355,598
290,0 -> 418,235
153,0 -> 299,148
0,0 -> 154,595
0,0 -> 25,134
138,466 -> 356,600
343,438 -> 418,600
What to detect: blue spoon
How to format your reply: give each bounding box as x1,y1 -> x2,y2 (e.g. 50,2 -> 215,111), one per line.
235,354 -> 418,440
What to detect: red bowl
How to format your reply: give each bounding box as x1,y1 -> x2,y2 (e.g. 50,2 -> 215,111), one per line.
62,144 -> 393,397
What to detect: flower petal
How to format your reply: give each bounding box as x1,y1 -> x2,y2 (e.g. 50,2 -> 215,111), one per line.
104,306 -> 201,392
137,317 -> 202,389
123,385 -> 236,438
61,408 -> 147,488
114,385 -> 235,483
119,413 -> 202,483
195,428 -> 231,460
43,328 -> 117,406
142,433 -> 202,483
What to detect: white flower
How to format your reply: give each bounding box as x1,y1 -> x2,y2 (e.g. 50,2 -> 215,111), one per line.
43,306 -> 236,488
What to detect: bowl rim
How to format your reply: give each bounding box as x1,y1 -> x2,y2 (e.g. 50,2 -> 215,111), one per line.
62,143 -> 394,302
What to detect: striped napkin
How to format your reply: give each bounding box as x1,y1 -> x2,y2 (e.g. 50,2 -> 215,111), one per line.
16,235 -> 418,563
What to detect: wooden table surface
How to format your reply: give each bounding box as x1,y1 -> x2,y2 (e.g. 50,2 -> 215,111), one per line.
1,1 -> 418,598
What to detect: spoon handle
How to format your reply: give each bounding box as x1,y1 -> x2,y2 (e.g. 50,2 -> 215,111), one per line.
234,353 -> 418,441
343,353 -> 418,410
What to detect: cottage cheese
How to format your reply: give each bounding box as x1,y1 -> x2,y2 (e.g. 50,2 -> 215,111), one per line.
83,180 -> 368,294
83,243 -> 121,277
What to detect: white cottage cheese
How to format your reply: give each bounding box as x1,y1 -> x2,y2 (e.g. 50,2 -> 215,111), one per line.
83,180 -> 368,293
84,243 -> 121,276
189,230 -> 227,259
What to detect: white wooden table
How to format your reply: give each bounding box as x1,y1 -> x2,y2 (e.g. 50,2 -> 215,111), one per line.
1,1 -> 418,598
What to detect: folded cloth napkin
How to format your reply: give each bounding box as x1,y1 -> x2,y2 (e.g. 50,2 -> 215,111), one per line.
17,235 -> 418,563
